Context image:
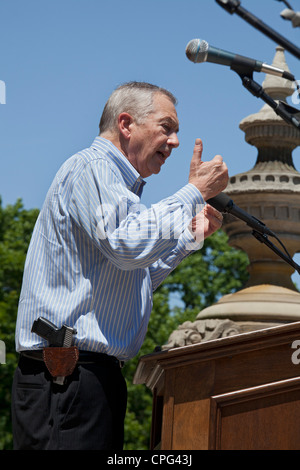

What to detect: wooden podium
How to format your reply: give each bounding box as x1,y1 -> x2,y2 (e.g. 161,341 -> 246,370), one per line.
133,322 -> 300,450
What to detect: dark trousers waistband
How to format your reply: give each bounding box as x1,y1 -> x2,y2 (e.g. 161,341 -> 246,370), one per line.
20,349 -> 124,368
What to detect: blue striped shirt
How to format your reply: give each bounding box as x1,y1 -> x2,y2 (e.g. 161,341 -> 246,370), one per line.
15,137 -> 204,360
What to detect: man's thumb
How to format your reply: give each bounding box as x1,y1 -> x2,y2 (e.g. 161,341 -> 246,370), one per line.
192,138 -> 203,163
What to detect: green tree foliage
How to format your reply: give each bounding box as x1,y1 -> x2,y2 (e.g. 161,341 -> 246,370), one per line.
0,198 -> 39,449
0,197 -> 249,450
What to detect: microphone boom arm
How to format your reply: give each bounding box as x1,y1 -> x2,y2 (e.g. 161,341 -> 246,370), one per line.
216,0 -> 300,60
238,72 -> 300,131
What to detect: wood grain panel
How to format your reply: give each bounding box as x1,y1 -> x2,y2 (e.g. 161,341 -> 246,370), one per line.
210,377 -> 300,450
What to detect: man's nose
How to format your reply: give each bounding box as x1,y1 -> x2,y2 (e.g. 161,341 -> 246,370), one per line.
168,132 -> 180,148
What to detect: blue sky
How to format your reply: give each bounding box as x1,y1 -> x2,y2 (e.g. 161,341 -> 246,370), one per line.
1,0 -> 300,284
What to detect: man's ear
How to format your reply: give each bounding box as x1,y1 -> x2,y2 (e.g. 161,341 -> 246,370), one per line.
118,112 -> 134,140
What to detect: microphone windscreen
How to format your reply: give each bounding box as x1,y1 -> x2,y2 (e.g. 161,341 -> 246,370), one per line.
206,192 -> 231,212
186,39 -> 209,63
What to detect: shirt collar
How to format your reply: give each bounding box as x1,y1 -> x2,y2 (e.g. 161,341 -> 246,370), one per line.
91,136 -> 146,196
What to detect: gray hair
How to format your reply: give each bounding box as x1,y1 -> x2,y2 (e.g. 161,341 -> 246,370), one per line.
99,81 -> 177,134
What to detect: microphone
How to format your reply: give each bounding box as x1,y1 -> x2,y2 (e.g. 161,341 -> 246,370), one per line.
206,192 -> 276,237
185,38 -> 295,81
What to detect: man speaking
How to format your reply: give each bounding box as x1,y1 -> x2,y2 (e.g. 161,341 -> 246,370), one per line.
12,81 -> 228,450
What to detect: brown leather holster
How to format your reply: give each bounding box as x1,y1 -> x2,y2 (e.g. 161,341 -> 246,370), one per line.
43,346 -> 79,384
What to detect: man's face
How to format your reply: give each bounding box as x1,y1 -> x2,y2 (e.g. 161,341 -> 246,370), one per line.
126,93 -> 180,178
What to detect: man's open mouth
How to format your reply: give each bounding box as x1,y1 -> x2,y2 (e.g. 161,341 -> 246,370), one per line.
157,151 -> 166,162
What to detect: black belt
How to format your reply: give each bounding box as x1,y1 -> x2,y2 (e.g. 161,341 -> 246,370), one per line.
20,349 -> 124,368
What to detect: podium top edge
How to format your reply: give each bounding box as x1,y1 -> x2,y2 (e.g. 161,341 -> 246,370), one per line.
133,321 -> 300,386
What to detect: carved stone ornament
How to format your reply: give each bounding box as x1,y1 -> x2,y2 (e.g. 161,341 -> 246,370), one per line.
162,318 -> 242,350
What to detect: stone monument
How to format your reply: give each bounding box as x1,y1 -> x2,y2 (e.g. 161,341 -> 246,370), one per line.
164,46 -> 300,349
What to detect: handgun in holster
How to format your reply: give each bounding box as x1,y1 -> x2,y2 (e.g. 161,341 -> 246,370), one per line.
31,317 -> 78,385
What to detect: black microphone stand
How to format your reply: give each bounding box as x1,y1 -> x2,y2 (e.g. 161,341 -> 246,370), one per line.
233,70 -> 300,272
234,71 -> 300,131
215,0 -> 300,60
252,230 -> 300,275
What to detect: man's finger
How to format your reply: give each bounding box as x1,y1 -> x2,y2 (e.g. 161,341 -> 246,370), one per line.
212,154 -> 224,166
205,204 -> 223,221
191,138 -> 203,164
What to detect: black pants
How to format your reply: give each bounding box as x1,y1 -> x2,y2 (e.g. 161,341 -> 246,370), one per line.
11,354 -> 127,450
